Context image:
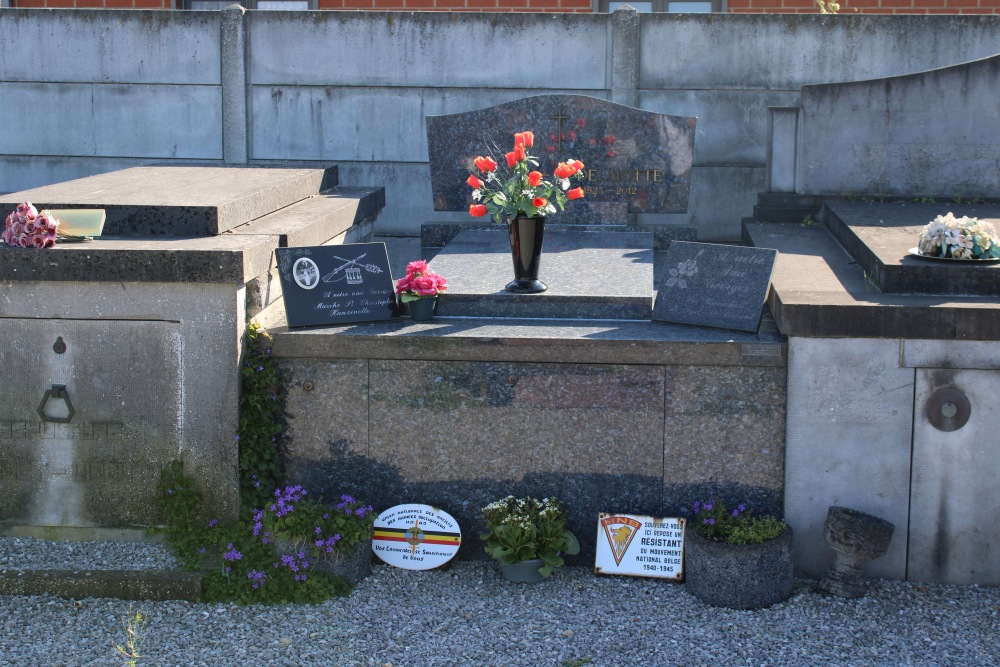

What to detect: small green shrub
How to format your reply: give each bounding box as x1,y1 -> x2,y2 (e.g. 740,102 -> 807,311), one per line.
692,499 -> 786,545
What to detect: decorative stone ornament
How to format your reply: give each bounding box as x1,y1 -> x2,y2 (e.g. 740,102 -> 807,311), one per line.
819,506 -> 895,599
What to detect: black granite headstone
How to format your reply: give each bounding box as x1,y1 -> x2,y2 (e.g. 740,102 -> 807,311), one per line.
426,95 -> 696,219
652,242 -> 777,332
276,244 -> 397,328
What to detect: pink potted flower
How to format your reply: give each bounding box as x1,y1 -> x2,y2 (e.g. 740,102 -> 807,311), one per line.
395,260 -> 447,322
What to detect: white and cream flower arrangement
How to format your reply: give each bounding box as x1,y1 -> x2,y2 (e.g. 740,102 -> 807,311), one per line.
916,212 -> 1000,260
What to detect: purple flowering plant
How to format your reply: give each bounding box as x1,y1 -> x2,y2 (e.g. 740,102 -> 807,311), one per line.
254,485 -> 376,571
692,499 -> 786,545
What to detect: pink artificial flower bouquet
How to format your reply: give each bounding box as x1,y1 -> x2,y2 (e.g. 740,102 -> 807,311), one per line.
395,260 -> 448,303
3,202 -> 60,249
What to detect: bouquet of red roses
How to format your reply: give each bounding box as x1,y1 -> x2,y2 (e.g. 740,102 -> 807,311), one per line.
466,130 -> 586,224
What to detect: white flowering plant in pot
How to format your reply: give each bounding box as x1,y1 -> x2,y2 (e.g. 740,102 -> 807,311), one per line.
481,495 -> 580,578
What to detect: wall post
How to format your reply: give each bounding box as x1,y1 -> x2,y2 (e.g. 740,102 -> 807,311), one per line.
221,4 -> 249,165
610,6 -> 640,108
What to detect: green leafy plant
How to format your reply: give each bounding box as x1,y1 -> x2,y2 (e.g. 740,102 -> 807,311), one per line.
156,460 -> 211,569
481,495 -> 580,577
113,607 -> 147,667
238,322 -> 286,512
692,499 -> 787,545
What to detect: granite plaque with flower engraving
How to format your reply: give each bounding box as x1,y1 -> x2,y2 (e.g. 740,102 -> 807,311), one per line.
276,243 -> 397,328
653,241 -> 778,332
427,95 -> 696,218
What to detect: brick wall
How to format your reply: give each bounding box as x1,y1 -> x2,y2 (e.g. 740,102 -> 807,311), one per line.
728,0 -> 1000,13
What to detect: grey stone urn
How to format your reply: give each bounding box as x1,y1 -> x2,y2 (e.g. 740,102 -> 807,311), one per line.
819,506 -> 894,599
684,526 -> 794,610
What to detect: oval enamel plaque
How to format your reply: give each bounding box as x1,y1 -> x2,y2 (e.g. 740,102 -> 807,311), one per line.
372,504 -> 461,570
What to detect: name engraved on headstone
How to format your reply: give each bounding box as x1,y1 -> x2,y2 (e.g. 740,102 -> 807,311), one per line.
275,243 -> 398,328
427,94 -> 696,216
0,457 -> 125,482
653,241 -> 778,332
1,421 -> 128,482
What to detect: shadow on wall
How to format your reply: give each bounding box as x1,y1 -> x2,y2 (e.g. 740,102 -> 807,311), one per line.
287,439 -> 782,565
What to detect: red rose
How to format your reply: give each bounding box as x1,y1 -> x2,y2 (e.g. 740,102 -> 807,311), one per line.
513,145 -> 526,162
571,159 -> 585,172
554,163 -> 572,179
532,197 -> 547,208
467,175 -> 483,189
528,171 -> 542,187
505,151 -> 517,168
474,156 -> 498,172
568,187 -> 585,200
522,131 -> 534,147
469,204 -> 488,217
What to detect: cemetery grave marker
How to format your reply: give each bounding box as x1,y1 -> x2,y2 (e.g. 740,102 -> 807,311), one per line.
594,514 -> 685,580
275,243 -> 397,328
653,241 -> 777,332
427,94 -> 697,224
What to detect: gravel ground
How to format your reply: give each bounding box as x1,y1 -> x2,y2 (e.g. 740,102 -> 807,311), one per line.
1,537 -> 998,667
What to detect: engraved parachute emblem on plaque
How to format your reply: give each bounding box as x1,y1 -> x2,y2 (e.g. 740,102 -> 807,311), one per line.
322,253 -> 384,284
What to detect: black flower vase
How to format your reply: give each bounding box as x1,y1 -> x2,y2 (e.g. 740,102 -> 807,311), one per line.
505,215 -> 547,293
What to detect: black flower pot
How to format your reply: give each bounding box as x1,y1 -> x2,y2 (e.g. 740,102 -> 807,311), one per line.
505,215 -> 547,293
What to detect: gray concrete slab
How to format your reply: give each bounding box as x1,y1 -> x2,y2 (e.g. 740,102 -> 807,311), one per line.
226,187 -> 386,248
0,166 -> 336,237
0,234 -> 277,284
824,201 -> 1000,296
426,229 -> 654,320
743,219 -> 1000,339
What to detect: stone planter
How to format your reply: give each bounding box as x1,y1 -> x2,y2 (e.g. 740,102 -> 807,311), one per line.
684,526 -> 794,610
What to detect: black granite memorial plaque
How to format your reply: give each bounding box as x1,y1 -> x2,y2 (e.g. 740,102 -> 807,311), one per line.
427,95 -> 696,218
276,244 -> 397,328
652,242 -> 777,332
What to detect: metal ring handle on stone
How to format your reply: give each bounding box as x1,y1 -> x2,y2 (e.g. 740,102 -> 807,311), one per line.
37,384 -> 76,424
925,387 -> 970,432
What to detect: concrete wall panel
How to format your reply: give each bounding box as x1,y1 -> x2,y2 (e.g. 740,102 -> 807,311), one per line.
640,89 -> 799,166
248,12 -> 608,89
640,14 -> 1000,90
250,87 -> 595,163
784,337 -> 914,580
0,83 -> 222,159
0,10 -> 220,85
798,55 -> 1000,197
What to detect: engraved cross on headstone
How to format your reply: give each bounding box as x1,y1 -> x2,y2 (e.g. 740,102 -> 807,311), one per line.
549,107 -> 570,151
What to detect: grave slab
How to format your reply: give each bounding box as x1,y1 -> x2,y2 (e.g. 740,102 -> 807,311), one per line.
428,228 -> 654,320
0,165 -> 337,237
824,201 -> 1000,296
653,241 -> 777,332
